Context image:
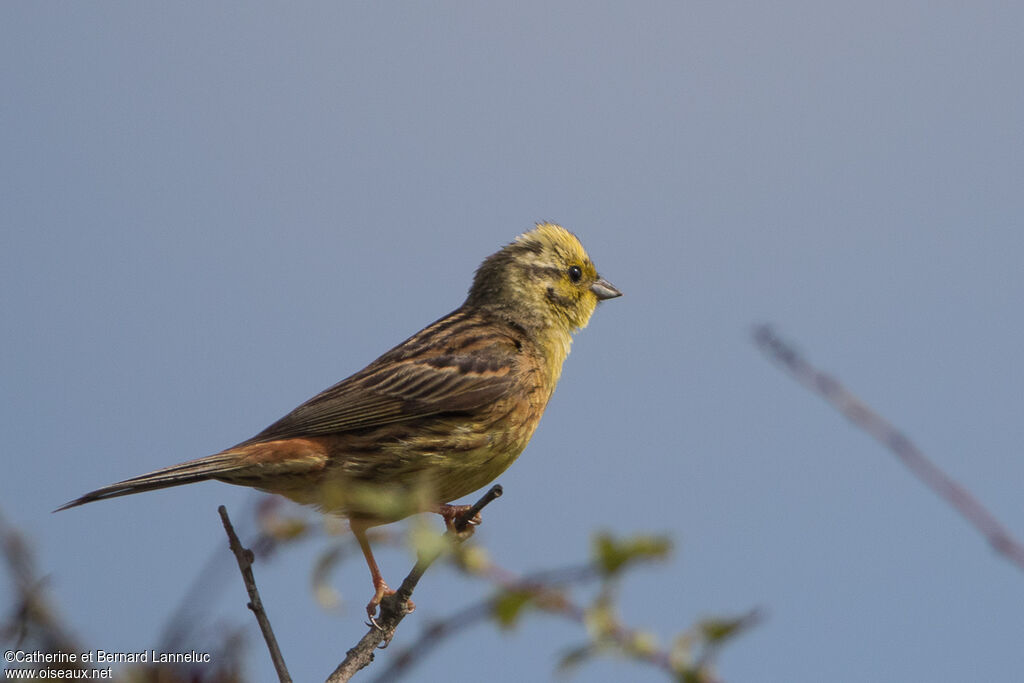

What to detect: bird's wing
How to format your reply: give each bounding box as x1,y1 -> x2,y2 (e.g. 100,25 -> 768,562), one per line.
245,333 -> 519,443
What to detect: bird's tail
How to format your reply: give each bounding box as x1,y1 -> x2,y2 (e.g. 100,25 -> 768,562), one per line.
55,452 -> 247,512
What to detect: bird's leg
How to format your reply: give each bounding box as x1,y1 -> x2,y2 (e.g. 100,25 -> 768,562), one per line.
435,503 -> 481,539
351,521 -> 414,623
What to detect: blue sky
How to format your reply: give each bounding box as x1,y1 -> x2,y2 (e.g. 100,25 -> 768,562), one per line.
3,3 -> 1023,682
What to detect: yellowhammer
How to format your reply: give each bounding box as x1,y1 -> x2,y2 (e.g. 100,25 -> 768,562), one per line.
60,222 -> 621,616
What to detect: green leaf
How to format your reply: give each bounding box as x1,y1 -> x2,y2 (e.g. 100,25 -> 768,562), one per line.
452,543 -> 491,574
582,599 -> 617,640
409,521 -> 448,559
557,644 -> 594,672
592,532 -> 672,576
628,630 -> 659,657
699,614 -> 752,644
677,667 -> 711,683
492,589 -> 533,629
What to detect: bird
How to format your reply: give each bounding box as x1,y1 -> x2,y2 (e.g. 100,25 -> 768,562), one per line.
58,222 -> 621,618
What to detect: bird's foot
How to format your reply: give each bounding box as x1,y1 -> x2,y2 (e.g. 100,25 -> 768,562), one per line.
366,582 -> 415,631
436,503 -> 481,539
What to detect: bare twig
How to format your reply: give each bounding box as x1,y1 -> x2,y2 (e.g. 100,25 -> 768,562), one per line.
325,484 -> 504,683
754,325 -> 1024,572
218,505 -> 293,683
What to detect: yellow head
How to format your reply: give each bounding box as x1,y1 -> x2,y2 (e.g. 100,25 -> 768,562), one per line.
466,222 -> 621,334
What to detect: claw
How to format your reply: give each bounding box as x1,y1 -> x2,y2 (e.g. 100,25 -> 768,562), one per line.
365,581 -> 394,624
437,503 -> 481,535
366,583 -> 415,631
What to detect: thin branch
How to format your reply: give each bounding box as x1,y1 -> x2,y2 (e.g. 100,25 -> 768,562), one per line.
326,484 -> 504,683
753,325 -> 1024,572
218,505 -> 293,683
371,558 -> 761,682
368,564 -> 596,682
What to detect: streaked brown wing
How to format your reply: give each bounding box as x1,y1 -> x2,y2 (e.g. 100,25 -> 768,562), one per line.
244,314 -> 519,443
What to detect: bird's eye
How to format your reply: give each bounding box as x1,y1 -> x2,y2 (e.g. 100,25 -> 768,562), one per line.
568,265 -> 582,283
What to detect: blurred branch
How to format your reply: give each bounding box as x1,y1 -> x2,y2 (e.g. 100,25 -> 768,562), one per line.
368,563 -> 596,682
371,532 -> 760,683
6,490 -> 751,682
4,506 -> 246,681
0,507 -> 84,664
754,325 -> 1024,572
326,484 -> 503,683
219,505 -> 293,683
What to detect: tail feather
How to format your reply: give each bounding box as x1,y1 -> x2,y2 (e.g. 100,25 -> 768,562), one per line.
55,452 -> 245,512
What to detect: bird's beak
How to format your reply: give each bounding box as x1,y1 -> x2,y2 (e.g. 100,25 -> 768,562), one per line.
591,277 -> 622,300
